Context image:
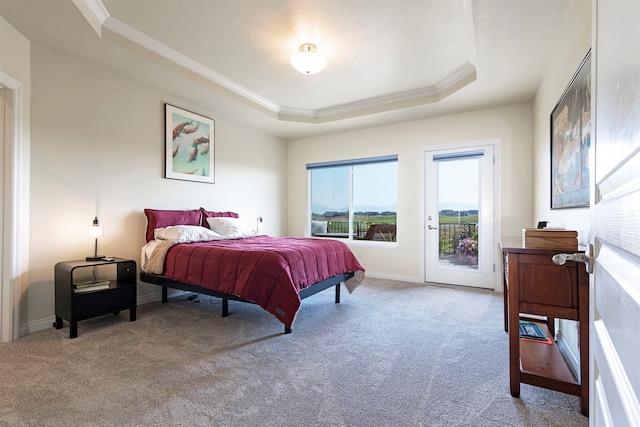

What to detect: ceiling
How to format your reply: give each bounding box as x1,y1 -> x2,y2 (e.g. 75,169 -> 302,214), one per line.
0,0 -> 573,140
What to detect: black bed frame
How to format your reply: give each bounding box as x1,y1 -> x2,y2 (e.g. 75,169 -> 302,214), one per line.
139,271 -> 355,333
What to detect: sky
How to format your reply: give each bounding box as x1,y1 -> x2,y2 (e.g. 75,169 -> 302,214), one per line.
311,162 -> 397,213
311,157 -> 479,214
437,158 -> 479,211
353,162 -> 397,210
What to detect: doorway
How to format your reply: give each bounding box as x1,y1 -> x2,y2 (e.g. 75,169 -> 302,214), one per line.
424,143 -> 496,289
0,76 -> 23,343
0,86 -> 5,340
1,86 -> 6,340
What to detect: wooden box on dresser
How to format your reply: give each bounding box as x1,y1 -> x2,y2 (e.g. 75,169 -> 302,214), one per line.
501,237 -> 589,416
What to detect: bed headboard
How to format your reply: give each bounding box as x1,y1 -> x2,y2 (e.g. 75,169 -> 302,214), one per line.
144,209 -> 201,242
200,207 -> 238,229
143,208 -> 239,242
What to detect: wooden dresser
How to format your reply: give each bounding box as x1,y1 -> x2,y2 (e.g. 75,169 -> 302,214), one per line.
501,237 -> 589,416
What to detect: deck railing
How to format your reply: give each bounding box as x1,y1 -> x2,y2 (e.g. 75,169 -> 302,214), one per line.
327,221 -> 367,237
320,220 -> 476,251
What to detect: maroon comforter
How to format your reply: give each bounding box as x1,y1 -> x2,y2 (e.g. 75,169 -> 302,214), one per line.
161,236 -> 365,328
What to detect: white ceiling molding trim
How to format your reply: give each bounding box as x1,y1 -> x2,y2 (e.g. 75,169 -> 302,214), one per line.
101,17 -> 280,114
72,0 -> 478,124
71,0 -> 109,37
73,0 -> 281,116
279,64 -> 477,124
463,0 -> 478,67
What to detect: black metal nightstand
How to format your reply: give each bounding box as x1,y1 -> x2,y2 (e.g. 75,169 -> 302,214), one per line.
54,258 -> 137,338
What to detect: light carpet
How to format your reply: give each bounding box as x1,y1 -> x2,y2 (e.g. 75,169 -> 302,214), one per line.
0,278 -> 588,426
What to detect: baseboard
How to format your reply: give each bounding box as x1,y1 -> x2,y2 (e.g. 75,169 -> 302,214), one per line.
136,292 -> 159,306
27,316 -> 55,335
25,277 -> 423,337
556,330 -> 580,378
138,288 -> 198,303
363,271 -> 423,283
18,322 -> 30,339
363,272 -> 501,290
25,291 -> 177,336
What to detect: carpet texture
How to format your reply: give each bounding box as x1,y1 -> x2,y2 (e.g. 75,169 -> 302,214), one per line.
0,278 -> 587,426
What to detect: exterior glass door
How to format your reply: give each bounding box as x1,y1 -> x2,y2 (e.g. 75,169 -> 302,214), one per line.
425,145 -> 495,288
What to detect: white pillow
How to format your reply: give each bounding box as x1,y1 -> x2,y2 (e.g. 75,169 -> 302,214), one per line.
206,217 -> 256,238
154,225 -> 222,242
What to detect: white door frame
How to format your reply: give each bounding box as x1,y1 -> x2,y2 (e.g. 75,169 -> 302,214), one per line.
419,138 -> 502,291
1,71 -> 27,343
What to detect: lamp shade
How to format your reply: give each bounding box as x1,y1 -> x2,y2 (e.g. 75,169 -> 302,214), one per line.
86,216 -> 105,261
290,43 -> 327,75
90,217 -> 103,238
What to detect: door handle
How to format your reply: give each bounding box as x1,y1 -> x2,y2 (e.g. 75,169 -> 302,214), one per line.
427,225 -> 438,230
552,244 -> 593,274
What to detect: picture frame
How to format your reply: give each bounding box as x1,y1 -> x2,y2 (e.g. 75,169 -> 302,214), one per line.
550,50 -> 591,209
165,104 -> 214,183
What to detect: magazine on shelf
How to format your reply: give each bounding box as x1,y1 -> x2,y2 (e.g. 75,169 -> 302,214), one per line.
519,321 -> 547,340
73,280 -> 111,292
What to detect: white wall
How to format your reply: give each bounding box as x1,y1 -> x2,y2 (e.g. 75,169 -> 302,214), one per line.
25,44 -> 287,332
288,103 -> 533,283
532,0 -> 591,372
533,0 -> 591,242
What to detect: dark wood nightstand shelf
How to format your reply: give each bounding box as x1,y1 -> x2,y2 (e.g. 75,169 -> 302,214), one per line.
519,322 -> 579,393
54,258 -> 137,338
502,238 -> 589,416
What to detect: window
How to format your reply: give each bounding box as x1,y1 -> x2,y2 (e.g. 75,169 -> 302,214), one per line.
308,156 -> 398,242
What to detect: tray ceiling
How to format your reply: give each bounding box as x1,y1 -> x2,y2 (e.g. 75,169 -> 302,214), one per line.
1,0 -> 574,138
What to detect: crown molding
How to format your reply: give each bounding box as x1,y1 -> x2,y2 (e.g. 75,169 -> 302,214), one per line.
72,0 -> 109,36
73,0 -> 477,124
278,64 -> 477,123
101,14 -> 281,114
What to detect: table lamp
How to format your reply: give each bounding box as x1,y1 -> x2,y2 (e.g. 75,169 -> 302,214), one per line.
86,216 -> 105,261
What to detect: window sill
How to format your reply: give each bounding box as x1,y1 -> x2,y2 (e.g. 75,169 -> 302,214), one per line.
347,240 -> 398,249
310,234 -> 397,248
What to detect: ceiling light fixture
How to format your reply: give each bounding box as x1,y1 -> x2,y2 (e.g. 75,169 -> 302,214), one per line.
290,43 -> 327,75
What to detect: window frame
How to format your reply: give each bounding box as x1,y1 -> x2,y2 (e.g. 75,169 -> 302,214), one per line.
307,155 -> 398,244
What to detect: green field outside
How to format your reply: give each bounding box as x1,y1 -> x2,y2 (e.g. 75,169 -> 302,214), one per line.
312,214 -> 396,224
312,214 -> 477,246
312,215 -> 476,225
439,215 -> 478,223
353,215 -> 396,224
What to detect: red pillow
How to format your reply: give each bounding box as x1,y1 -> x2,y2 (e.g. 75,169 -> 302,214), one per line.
144,209 -> 202,242
200,207 -> 239,229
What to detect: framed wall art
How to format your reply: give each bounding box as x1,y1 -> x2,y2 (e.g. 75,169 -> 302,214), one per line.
165,104 -> 214,183
550,50 -> 591,209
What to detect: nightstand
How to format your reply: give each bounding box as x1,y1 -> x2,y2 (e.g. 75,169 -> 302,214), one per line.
54,258 -> 137,338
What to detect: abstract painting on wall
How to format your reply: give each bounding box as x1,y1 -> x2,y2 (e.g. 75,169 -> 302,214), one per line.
550,51 -> 591,209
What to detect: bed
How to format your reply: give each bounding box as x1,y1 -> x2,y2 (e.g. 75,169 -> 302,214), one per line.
139,208 -> 365,333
